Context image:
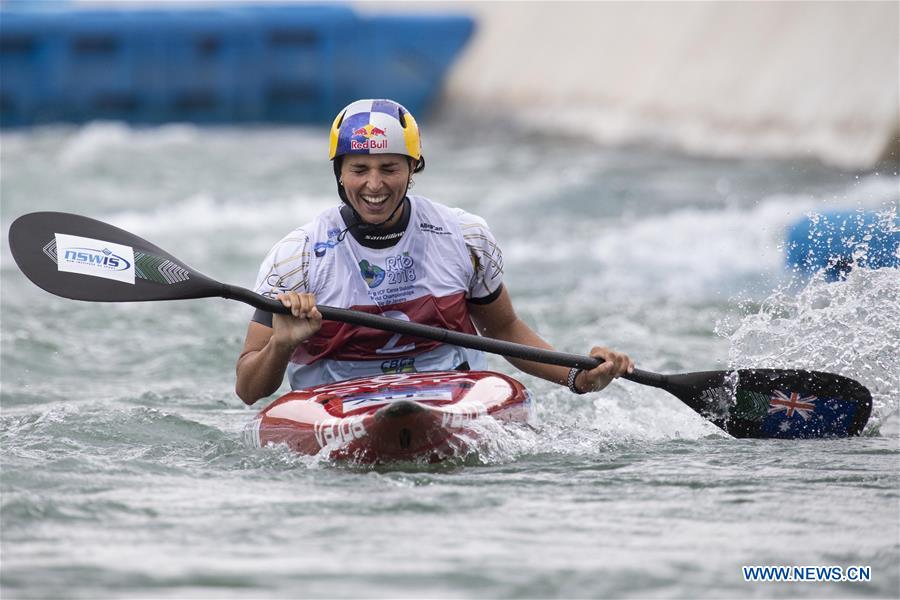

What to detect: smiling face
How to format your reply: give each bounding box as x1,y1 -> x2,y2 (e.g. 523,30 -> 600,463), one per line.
340,154 -> 411,226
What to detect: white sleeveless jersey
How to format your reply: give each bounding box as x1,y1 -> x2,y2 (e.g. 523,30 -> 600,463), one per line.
252,195 -> 504,389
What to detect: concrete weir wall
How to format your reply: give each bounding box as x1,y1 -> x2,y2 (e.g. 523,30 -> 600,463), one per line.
365,2 -> 899,170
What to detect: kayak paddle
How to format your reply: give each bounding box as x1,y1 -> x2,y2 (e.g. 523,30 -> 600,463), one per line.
8,211 -> 872,439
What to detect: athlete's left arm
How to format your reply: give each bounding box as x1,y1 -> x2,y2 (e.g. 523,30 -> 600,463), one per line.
468,287 -> 633,393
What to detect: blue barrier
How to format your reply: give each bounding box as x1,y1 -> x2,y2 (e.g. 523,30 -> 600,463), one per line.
56,11 -> 162,123
337,14 -> 476,117
786,210 -> 899,280
155,9 -> 255,123
0,10 -> 66,124
244,5 -> 356,122
0,4 -> 474,126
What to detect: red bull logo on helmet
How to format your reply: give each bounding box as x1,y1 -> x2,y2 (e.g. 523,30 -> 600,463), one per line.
350,124 -> 389,151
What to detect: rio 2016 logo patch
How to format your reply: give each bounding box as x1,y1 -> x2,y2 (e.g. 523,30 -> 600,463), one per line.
358,253 -> 417,289
385,253 -> 416,284
359,259 -> 385,288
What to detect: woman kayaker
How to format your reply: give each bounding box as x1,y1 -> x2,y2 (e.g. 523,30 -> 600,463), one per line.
236,99 -> 633,404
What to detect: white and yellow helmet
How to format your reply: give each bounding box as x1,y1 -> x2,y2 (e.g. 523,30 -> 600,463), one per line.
329,99 -> 422,162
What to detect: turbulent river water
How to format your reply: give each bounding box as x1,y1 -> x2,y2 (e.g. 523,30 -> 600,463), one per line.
1,123 -> 898,599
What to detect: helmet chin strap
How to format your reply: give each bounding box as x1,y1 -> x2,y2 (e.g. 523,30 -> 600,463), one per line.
355,191 -> 408,230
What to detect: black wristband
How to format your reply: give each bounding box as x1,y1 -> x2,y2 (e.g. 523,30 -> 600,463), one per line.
567,367 -> 587,394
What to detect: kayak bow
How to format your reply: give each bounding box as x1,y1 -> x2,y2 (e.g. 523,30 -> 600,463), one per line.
245,371 -> 533,463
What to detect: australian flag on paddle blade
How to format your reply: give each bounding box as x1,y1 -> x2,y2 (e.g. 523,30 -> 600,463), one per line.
761,389 -> 858,438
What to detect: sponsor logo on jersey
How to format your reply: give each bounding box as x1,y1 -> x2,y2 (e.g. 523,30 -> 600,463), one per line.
314,228 -> 344,257
419,221 -> 451,235
362,231 -> 404,242
381,357 -> 417,374
359,259 -> 385,288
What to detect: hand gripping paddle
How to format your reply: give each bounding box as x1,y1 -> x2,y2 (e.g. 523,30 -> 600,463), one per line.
9,212 -> 872,439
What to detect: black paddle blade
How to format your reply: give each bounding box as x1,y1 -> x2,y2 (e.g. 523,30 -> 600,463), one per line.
8,212 -> 221,302
663,369 -> 872,439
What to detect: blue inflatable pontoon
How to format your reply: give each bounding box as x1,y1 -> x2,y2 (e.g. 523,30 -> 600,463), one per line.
786,210 -> 899,280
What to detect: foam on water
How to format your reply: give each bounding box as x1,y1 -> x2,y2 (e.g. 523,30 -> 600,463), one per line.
107,191 -> 336,250
57,122 -> 202,169
500,180 -> 896,306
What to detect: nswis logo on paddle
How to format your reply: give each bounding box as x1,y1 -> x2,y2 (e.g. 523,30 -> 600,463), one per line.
55,233 -> 136,285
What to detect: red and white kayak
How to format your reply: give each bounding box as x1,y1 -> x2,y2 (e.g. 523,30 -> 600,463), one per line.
245,371 -> 533,463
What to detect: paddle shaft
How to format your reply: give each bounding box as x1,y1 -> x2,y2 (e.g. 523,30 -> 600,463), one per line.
222,284 -> 665,387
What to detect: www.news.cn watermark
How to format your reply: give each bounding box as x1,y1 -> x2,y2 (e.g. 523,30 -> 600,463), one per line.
743,565 -> 872,583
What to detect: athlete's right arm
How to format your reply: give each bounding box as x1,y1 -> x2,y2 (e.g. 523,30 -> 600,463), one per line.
235,292 -> 322,405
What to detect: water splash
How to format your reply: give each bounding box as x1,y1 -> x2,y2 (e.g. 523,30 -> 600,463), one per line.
724,267 -> 900,432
